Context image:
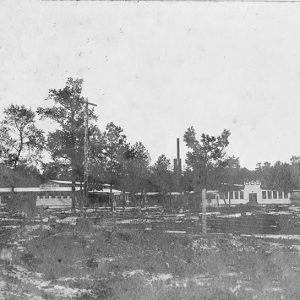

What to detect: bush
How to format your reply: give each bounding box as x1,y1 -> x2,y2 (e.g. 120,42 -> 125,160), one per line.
6,192 -> 36,217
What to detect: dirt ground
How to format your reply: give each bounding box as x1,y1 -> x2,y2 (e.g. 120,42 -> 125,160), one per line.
1,205 -> 300,299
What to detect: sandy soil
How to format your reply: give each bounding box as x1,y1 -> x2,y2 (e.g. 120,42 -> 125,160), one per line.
1,205 -> 300,299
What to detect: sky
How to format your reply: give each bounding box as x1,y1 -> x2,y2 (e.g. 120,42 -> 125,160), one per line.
1,1 -> 300,170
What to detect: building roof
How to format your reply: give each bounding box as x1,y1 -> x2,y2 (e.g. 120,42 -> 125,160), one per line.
89,188 -> 127,196
0,187 -> 81,193
47,180 -> 111,187
49,180 -> 82,185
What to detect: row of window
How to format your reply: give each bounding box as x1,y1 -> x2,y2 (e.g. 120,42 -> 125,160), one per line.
222,191 -> 244,200
262,191 -> 288,200
221,190 -> 289,200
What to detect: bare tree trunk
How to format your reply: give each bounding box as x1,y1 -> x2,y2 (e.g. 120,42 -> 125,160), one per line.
110,183 -> 114,212
144,191 -> 147,208
71,182 -> 76,213
70,105 -> 76,214
140,189 -> 143,211
202,189 -> 207,235
39,208 -> 43,232
122,189 -> 126,209
13,129 -> 23,169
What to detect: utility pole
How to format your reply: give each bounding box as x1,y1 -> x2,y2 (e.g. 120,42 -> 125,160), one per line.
173,138 -> 182,192
202,188 -> 207,235
84,98 -> 97,208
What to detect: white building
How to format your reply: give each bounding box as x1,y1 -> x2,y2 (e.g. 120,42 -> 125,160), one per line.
211,181 -> 291,206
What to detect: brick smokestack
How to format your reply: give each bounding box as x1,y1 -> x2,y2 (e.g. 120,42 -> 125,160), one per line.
177,138 -> 180,160
177,138 -> 182,175
174,138 -> 182,176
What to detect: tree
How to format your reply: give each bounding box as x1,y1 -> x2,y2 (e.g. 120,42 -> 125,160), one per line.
0,104 -> 44,169
182,169 -> 194,192
254,160 -> 294,192
218,156 -> 241,207
272,161 -> 293,192
37,77 -> 98,208
100,122 -> 127,186
0,163 -> 42,188
41,161 -> 71,181
183,127 -> 231,191
97,122 -> 128,210
255,162 -> 272,187
290,156 -> 300,189
151,154 -> 174,198
121,142 -> 150,207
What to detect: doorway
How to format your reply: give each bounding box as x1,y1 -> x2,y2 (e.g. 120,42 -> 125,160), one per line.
249,193 -> 258,204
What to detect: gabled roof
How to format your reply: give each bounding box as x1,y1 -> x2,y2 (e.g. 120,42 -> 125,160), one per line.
48,180 -> 111,187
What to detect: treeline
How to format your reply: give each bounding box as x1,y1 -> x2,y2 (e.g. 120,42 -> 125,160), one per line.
0,78 -> 299,201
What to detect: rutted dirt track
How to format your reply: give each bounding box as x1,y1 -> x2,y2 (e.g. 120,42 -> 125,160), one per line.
1,205 -> 300,299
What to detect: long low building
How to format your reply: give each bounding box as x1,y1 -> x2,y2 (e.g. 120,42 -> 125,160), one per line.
0,180 -> 129,209
0,180 -> 295,209
211,181 -> 291,206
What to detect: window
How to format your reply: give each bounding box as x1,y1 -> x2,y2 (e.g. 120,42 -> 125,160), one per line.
240,191 -> 244,199
273,191 -> 277,199
1,196 -> 7,204
262,191 -> 267,199
229,191 -> 233,199
267,191 -> 272,199
225,192 -> 229,199
278,191 -> 283,199
284,191 -> 289,199
235,191 -> 239,199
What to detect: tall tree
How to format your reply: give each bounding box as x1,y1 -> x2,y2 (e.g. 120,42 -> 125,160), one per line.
100,122 -> 127,187
37,78 -> 97,208
151,154 -> 174,199
121,142 -> 150,207
183,127 -> 231,191
96,122 -> 128,210
0,104 -> 44,169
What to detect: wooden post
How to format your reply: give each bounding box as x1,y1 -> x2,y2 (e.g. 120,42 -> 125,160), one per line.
202,189 -> 207,235
110,184 -> 114,213
84,100 -> 89,208
39,208 -> 43,232
71,182 -> 76,213
83,98 -> 97,208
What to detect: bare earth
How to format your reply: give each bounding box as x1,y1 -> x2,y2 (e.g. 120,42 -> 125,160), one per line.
1,205 -> 300,300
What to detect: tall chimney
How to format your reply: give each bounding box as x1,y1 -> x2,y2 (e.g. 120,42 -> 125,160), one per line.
177,138 -> 180,161
174,138 -> 182,176
176,138 -> 182,176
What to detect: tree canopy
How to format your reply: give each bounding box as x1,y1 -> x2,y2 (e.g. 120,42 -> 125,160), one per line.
184,127 -> 231,189
37,78 -> 98,181
2,77 -> 300,210
0,104 -> 44,169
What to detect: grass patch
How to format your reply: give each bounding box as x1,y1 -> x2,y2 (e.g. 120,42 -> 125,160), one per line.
8,221 -> 300,299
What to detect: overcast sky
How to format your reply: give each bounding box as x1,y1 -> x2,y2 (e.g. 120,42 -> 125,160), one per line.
1,1 -> 300,169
